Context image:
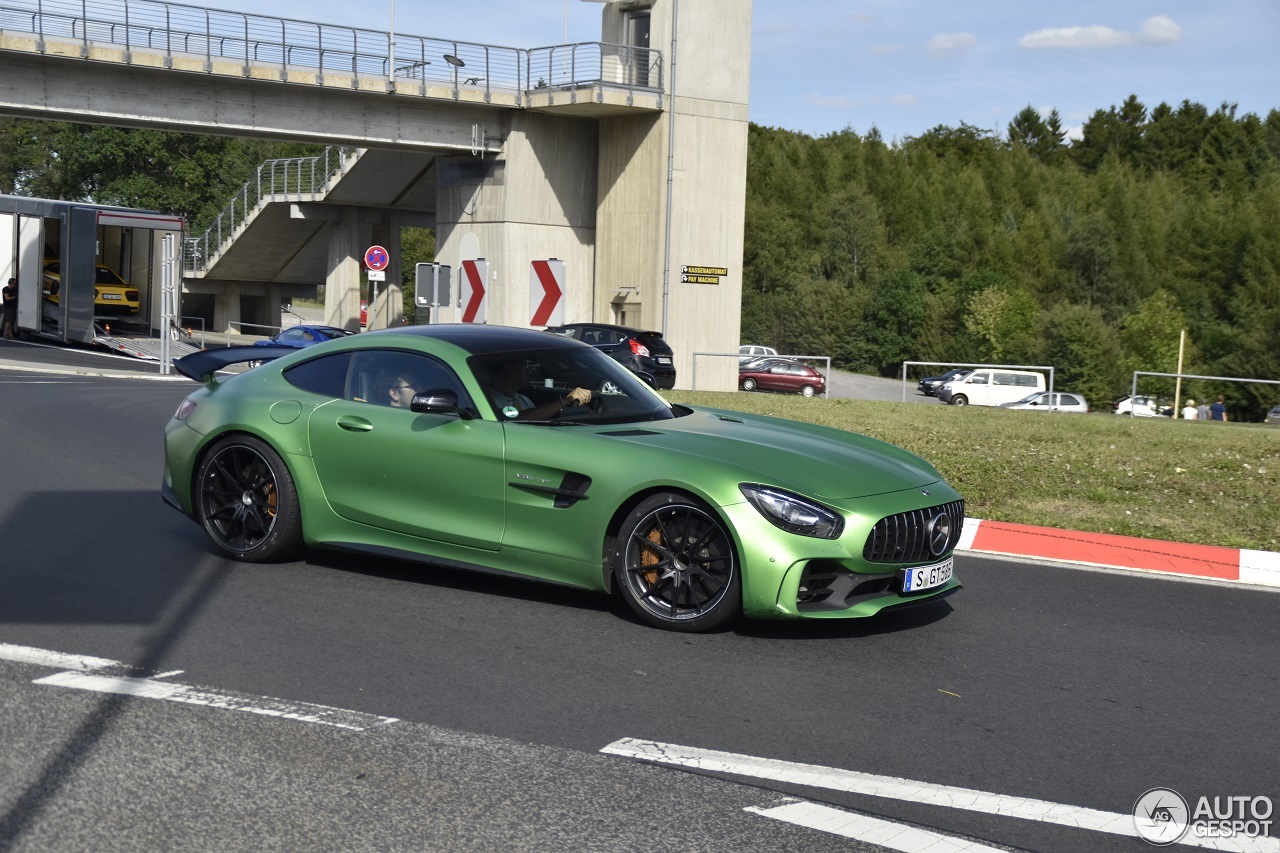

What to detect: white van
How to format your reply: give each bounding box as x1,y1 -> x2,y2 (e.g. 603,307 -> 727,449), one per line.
938,369 -> 1046,407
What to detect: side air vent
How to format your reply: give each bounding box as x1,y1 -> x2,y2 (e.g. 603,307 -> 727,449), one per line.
599,430 -> 663,437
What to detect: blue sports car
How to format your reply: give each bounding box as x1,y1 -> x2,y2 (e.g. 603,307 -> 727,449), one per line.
249,325 -> 355,366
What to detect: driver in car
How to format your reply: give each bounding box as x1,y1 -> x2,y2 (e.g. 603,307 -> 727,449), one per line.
487,359 -> 591,420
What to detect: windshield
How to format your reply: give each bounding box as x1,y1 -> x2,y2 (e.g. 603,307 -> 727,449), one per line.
470,346 -> 676,424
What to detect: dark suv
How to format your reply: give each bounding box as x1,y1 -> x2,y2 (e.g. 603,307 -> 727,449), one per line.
545,323 -> 676,389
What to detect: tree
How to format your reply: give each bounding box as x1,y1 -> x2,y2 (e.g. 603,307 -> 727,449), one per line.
1041,301 -> 1126,405
962,284 -> 1038,362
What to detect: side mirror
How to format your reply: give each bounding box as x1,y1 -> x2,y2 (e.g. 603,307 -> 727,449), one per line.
410,388 -> 475,419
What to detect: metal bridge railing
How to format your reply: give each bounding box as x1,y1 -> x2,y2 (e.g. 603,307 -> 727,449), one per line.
183,146 -> 357,273
0,0 -> 663,99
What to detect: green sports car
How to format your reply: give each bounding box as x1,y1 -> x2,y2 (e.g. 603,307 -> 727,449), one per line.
163,324 -> 963,632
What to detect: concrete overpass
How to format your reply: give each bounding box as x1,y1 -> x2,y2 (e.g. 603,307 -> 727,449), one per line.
0,0 -> 750,389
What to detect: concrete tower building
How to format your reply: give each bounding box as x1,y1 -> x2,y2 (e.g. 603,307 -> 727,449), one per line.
434,0 -> 751,390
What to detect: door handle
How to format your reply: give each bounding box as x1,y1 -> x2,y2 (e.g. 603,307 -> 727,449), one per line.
336,415 -> 373,432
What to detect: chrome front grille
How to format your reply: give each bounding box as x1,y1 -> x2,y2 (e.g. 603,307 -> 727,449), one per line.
863,500 -> 965,564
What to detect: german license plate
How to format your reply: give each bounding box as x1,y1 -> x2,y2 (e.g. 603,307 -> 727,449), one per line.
101,293 -> 123,300
902,558 -> 953,592
656,357 -> 672,364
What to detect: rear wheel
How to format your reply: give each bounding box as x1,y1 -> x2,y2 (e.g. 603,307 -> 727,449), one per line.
741,377 -> 757,392
613,493 -> 740,632
951,394 -> 968,406
196,435 -> 301,562
800,384 -> 816,398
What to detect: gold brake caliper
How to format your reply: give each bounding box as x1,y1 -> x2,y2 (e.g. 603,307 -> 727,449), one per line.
640,525 -> 663,585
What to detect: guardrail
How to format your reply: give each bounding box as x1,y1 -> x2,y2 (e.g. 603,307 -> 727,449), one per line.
182,146 -> 357,273
0,0 -> 663,97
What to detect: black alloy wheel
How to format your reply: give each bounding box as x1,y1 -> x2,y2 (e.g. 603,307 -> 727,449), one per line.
196,435 -> 301,562
614,493 -> 740,631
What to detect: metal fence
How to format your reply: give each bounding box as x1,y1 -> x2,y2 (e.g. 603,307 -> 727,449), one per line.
182,146 -> 357,272
0,0 -> 662,96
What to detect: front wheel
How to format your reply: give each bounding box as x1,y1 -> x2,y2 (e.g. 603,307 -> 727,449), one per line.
195,435 -> 302,562
741,377 -> 757,392
951,394 -> 968,406
613,493 -> 740,632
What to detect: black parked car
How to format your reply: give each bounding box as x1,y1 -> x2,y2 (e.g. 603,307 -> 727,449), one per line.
918,368 -> 971,397
545,323 -> 676,389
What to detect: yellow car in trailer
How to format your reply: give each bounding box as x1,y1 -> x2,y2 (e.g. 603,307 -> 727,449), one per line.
42,259 -> 140,316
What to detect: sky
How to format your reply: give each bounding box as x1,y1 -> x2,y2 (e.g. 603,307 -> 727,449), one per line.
208,0 -> 1279,143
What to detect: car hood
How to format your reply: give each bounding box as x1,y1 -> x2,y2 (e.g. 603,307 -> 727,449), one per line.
611,406 -> 942,501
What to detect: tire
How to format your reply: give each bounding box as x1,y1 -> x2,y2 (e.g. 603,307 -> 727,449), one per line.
195,435 -> 302,562
952,395 -> 968,406
613,493 -> 740,632
800,385 -> 816,398
741,377 -> 757,392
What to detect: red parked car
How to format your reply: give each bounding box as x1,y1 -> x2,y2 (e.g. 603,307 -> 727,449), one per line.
739,358 -> 826,397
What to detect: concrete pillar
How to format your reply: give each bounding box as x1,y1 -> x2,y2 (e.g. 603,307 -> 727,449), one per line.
324,206 -> 362,331
435,112 -> 598,330
213,281 -> 242,333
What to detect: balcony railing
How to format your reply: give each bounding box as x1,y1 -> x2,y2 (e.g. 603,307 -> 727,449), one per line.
0,0 -> 663,99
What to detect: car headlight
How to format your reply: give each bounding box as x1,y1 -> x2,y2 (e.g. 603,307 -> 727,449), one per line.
740,484 -> 843,539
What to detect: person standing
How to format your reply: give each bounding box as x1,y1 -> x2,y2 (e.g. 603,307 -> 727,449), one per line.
1197,399 -> 1211,421
1210,395 -> 1229,423
1181,399 -> 1199,420
1,277 -> 17,339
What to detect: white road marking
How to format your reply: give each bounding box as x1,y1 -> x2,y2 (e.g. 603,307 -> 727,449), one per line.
0,642 -> 120,672
0,642 -> 397,732
33,671 -> 399,732
747,800 -> 1006,852
602,738 -> 1280,853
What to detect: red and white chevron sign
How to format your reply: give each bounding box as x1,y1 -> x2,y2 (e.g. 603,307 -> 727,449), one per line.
529,259 -> 565,326
460,258 -> 488,324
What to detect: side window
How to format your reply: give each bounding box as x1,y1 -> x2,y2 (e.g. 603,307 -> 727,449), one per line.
597,329 -> 626,346
277,328 -> 305,343
346,350 -> 469,409
969,372 -> 988,385
993,373 -> 1015,386
282,352 -> 352,398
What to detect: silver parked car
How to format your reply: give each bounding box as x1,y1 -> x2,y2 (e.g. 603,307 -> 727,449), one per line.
1266,405 -> 1280,425
1000,392 -> 1090,413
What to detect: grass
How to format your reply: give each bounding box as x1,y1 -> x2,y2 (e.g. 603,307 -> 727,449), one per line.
665,390 -> 1280,552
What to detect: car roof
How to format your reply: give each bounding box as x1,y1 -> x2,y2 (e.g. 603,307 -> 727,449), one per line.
556,322 -> 664,337
364,323 -> 585,356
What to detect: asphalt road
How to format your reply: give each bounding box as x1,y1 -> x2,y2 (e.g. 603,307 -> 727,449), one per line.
0,346 -> 1276,852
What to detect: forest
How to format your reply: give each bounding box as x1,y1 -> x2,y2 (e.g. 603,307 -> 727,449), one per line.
3,93 -> 1279,416
742,97 -> 1280,418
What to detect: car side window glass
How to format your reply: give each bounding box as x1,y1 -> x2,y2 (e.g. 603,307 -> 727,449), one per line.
970,372 -> 988,385
278,328 -> 305,342
282,352 -> 352,399
346,350 -> 469,409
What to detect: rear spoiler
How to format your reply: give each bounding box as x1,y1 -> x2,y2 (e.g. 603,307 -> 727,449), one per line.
174,346 -> 289,383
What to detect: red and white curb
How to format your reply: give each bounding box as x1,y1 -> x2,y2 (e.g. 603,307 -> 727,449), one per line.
957,518 -> 1280,588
